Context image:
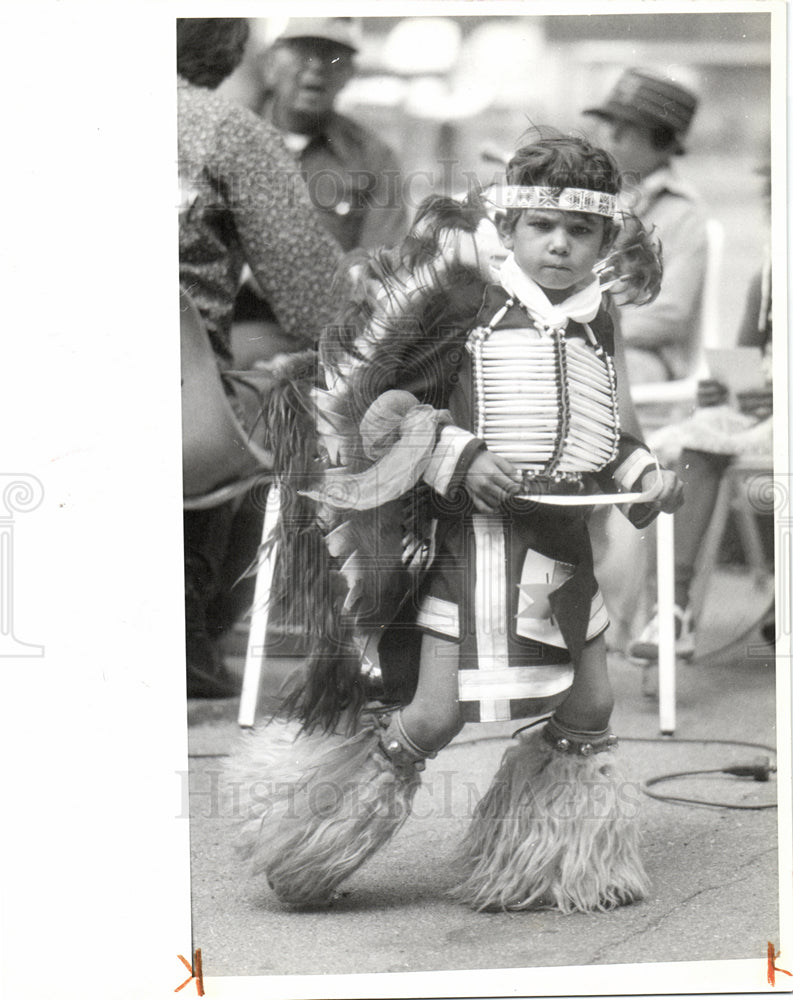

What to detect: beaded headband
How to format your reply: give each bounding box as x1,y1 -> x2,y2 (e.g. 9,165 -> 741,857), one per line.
488,185 -> 617,218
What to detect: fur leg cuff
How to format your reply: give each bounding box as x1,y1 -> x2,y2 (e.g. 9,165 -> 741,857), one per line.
450,726 -> 648,914
227,714 -> 422,906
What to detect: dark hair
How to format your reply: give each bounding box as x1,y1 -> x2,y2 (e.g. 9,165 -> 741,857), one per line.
506,133 -> 620,192
499,132 -> 621,245
176,18 -> 250,89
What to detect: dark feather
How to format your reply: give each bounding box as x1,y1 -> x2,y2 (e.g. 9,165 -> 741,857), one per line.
602,214 -> 664,307
267,198 -> 491,732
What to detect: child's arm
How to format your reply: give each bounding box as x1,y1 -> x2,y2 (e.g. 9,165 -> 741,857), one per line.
462,450 -> 523,513
354,394 -> 522,514
594,436 -> 684,528
631,465 -> 685,526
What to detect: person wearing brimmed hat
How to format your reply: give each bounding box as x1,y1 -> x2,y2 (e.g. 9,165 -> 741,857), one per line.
627,160 -> 773,663
250,17 -> 406,254
232,18 -> 407,354
584,68 -> 708,385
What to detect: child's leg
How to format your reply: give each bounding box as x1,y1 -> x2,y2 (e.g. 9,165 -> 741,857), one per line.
233,632 -> 463,906
452,631 -> 646,913
552,633 -> 614,733
399,633 -> 465,753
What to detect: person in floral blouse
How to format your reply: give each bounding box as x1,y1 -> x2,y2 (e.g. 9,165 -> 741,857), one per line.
177,17 -> 343,697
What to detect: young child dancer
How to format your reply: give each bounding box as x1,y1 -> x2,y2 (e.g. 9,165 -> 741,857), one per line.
229,134 -> 684,913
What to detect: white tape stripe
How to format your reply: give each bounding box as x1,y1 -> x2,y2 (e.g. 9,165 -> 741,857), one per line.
613,449 -> 657,492
587,589 -> 610,639
458,664 -> 574,700
471,516 -> 510,721
423,425 -> 479,497
416,595 -> 460,639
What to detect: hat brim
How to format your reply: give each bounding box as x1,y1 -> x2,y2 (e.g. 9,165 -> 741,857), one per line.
583,106 -> 686,155
274,34 -> 358,54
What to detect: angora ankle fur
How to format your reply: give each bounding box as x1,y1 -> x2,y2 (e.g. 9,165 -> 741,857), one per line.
450,728 -> 648,913
226,716 -> 421,906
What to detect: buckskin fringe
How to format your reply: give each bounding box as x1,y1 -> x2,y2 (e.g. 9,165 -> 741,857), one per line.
228,716 -> 421,906
450,728 -> 648,913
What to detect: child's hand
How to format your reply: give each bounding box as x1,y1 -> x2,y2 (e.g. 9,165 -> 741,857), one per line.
639,467 -> 685,514
464,450 -> 522,513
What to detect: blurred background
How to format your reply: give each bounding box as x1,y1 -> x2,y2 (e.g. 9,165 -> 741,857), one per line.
220,10 -> 771,347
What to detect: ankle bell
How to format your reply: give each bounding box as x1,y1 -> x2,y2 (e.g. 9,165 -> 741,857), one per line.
377,711 -> 435,775
543,716 -> 619,756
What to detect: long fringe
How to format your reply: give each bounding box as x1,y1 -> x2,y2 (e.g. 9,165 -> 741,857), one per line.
227,716 -> 421,905
281,200 -> 488,732
246,351 -> 364,733
451,729 -> 649,913
279,627 -> 366,737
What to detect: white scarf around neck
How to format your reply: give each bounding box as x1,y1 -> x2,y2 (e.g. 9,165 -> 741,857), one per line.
497,253 -> 602,331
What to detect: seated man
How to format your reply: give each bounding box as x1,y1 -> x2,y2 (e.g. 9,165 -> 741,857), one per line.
233,17 -> 408,364
585,68 -> 708,384
216,19 -> 409,655
258,16 -> 406,251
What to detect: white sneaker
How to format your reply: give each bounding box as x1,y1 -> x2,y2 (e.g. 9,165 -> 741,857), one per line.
628,605 -> 696,663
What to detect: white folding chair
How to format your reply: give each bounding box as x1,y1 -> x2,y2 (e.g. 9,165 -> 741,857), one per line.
629,219 -> 726,734
180,289 -> 276,716
687,454 -> 774,625
630,218 -> 725,426
237,485 -> 281,728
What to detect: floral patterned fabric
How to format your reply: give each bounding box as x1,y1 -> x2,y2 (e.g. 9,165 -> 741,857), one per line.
178,76 -> 342,368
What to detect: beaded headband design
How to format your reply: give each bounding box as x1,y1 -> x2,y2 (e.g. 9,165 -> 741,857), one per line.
488,186 -> 617,218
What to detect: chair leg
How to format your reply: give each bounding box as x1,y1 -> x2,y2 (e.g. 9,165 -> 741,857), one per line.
688,474 -> 734,626
238,486 -> 282,729
656,513 -> 676,735
732,477 -> 769,579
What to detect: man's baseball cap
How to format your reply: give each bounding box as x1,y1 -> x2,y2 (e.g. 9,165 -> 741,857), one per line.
584,68 -> 698,152
273,17 -> 361,53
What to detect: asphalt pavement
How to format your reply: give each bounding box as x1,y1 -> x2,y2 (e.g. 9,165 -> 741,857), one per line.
186,601 -> 783,985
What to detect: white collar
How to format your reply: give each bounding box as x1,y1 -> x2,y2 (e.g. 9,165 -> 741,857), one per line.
496,253 -> 602,330
283,132 -> 311,154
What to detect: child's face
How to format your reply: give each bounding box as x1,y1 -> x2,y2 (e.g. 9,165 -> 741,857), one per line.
499,209 -> 607,299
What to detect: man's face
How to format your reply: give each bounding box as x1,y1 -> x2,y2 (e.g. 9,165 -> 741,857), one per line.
268,38 -> 354,127
590,118 -> 668,185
